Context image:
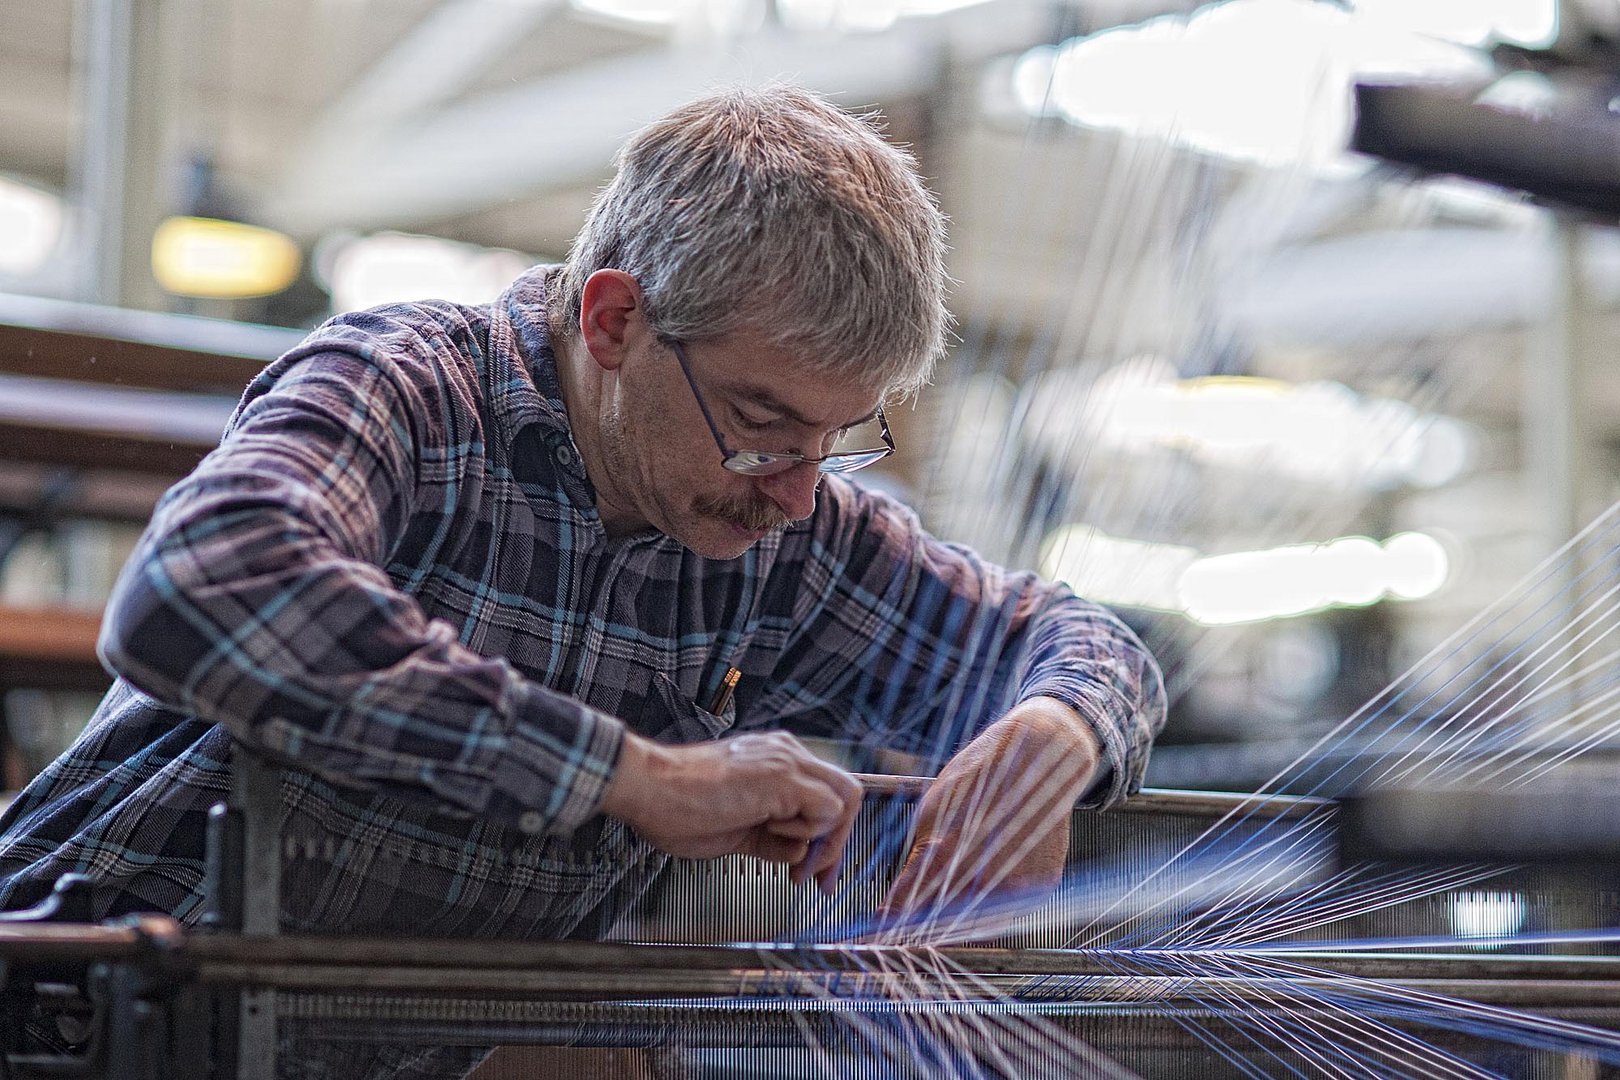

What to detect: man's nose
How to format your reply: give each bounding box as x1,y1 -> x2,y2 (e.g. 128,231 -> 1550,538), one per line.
757,463 -> 821,523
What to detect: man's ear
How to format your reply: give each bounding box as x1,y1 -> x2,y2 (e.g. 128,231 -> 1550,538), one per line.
579,269 -> 643,372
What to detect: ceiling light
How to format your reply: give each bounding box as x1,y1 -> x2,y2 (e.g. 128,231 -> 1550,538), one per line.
1383,531 -> 1450,600
150,216 -> 302,299
571,0 -> 690,25
1038,526 -> 1196,612
0,177 -> 64,278
839,0 -> 899,32
1178,534 -> 1452,625
901,0 -> 991,13
320,231 -> 529,313
1026,363 -> 1475,491
776,0 -> 841,31
1040,526 -> 1453,623
1014,0 -> 1491,169
577,0 -> 979,31
1351,0 -> 1557,49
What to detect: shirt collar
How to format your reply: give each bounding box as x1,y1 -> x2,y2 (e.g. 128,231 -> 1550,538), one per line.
487,265 -> 595,504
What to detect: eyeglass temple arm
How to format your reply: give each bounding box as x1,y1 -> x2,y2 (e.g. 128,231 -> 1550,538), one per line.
670,340 -> 737,455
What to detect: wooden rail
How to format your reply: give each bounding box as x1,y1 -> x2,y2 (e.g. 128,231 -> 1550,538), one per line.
0,293 -> 293,394
0,372 -> 238,475
0,603 -> 106,692
0,297 -> 296,479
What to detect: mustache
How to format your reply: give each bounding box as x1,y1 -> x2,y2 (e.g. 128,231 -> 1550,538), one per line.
694,495 -> 794,532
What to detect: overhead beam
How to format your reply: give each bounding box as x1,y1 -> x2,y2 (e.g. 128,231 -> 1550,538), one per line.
264,3 -> 1052,237
307,0 -> 567,137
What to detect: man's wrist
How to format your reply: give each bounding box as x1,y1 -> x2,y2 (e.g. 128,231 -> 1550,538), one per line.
1007,696 -> 1105,764
600,730 -> 662,825
1027,694 -> 1121,806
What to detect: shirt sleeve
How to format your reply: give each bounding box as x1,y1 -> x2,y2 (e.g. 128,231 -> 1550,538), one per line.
751,478 -> 1166,807
97,340 -> 623,835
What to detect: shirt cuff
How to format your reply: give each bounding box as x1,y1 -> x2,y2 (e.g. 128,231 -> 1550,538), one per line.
488,683 -> 627,835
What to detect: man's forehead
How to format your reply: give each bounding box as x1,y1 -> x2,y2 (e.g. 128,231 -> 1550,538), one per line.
693,328 -> 891,424
721,375 -> 887,428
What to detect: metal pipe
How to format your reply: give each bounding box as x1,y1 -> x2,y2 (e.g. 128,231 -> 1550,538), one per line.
0,916 -> 178,962
174,934 -> 1620,982
857,775 -> 1334,819
74,0 -> 135,306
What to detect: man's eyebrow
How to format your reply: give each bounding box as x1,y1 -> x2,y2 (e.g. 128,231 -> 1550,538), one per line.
728,384 -> 880,430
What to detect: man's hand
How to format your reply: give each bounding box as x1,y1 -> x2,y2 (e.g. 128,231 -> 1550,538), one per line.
881,698 -> 1104,924
601,730 -> 862,891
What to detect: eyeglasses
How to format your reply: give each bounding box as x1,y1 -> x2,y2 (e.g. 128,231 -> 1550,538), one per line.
670,340 -> 895,477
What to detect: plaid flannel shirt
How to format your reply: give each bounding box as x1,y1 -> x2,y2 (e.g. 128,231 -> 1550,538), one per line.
0,266 -> 1165,937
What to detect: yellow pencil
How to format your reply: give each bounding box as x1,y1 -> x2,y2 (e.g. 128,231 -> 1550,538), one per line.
708,667 -> 741,714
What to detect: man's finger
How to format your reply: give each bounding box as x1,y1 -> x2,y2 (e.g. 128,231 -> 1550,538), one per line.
765,816 -> 825,841
776,770 -> 850,830
756,833 -> 811,867
880,837 -> 951,917
809,774 -> 863,892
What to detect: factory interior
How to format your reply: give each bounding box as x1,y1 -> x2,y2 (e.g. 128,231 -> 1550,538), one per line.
5,0 -> 1620,1077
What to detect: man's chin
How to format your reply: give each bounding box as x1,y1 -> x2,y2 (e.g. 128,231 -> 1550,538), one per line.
681,517 -> 773,560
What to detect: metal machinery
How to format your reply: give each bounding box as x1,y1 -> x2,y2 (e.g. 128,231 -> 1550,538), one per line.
2,745 -> 1618,1079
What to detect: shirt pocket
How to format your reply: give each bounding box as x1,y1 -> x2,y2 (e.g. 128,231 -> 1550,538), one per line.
649,670 -> 734,743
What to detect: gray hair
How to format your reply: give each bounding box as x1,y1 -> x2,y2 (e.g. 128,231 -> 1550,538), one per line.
553,84 -> 950,395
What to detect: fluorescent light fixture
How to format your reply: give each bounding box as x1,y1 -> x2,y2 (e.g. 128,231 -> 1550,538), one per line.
1382,531 -> 1450,600
1026,363 -> 1474,492
1013,45 -> 1062,116
571,0 -> 691,25
839,0 -> 901,32
320,231 -> 530,313
1038,526 -> 1197,612
1181,537 -> 1382,624
151,216 -> 302,299
776,0 -> 838,29
0,177 -> 64,278
1179,534 -> 1451,624
901,0 -> 991,12
778,0 -> 906,31
576,0 -> 980,30
1040,526 -> 1453,623
1013,0 -> 1490,168
1352,0 -> 1557,48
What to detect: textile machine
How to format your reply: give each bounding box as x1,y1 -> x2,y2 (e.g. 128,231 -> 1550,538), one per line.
2,745 -> 1618,1080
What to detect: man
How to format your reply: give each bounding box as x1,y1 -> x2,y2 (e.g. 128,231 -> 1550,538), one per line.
0,85 -> 1162,1064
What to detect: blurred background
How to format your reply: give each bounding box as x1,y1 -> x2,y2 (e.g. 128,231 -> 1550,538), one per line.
1,0 -> 1615,797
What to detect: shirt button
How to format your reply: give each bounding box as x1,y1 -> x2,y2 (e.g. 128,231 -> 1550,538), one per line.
518,810 -> 545,834
553,445 -> 575,468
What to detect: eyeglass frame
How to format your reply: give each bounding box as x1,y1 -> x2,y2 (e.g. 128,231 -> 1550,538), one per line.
669,340 -> 895,476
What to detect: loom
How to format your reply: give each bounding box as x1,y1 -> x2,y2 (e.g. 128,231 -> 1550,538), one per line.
3,750 -> 1619,1080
